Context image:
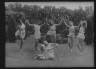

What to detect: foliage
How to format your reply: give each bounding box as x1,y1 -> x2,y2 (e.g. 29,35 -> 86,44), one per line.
5,3 -> 94,44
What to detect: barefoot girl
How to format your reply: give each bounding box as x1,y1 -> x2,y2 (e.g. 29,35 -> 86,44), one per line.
15,19 -> 25,50
46,17 -> 64,43
63,16 -> 75,52
26,19 -> 45,50
77,20 -> 87,53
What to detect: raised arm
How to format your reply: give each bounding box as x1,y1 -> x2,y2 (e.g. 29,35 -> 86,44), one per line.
54,18 -> 63,26
83,20 -> 87,28
25,19 -> 34,26
40,21 -> 45,26
76,22 -> 81,28
46,18 -> 50,26
63,18 -> 70,28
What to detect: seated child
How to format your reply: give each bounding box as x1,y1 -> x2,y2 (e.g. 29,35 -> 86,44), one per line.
35,40 -> 58,60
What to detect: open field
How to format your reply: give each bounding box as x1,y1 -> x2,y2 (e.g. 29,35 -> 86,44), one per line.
5,35 -> 94,67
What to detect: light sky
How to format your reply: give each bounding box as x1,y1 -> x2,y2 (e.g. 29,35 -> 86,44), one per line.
5,2 -> 94,10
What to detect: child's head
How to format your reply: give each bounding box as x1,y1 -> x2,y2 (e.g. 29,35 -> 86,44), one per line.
69,21 -> 73,26
37,20 -> 42,25
42,40 -> 48,46
49,20 -> 54,25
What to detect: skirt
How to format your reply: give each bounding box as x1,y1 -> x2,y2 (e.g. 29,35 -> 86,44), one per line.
34,32 -> 41,39
77,33 -> 85,39
47,30 -> 56,36
67,33 -> 75,37
15,30 -> 25,39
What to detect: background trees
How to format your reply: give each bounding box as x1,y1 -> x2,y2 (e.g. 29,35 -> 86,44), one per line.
5,3 -> 94,44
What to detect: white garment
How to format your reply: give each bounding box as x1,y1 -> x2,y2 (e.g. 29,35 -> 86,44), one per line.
34,24 -> 41,39
38,43 -> 58,59
15,23 -> 25,39
15,30 -> 20,37
77,26 -> 85,39
47,25 -> 56,36
67,26 -> 75,37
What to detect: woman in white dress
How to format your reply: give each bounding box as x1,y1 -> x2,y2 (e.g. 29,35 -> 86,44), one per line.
46,18 -> 64,43
26,19 -> 45,50
77,20 -> 87,53
15,19 -> 25,50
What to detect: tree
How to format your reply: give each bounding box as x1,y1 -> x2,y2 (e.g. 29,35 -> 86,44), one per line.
7,15 -> 17,42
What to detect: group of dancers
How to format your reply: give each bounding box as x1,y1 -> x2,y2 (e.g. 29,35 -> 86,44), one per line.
15,15 -> 87,60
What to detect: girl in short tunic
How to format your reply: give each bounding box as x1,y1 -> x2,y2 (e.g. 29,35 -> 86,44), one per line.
26,19 -> 45,50
64,18 -> 75,52
15,19 -> 25,50
46,18 -> 64,43
77,20 -> 87,53
34,24 -> 41,39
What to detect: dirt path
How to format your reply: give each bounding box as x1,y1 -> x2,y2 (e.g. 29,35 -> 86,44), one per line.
5,36 -> 94,67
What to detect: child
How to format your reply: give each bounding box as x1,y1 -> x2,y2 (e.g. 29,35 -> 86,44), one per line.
15,19 -> 25,50
77,20 -> 87,54
35,40 -> 58,60
46,17 -> 65,43
63,18 -> 75,52
26,20 -> 45,50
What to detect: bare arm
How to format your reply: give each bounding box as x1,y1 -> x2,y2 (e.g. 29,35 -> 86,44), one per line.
25,19 -> 34,26
46,19 -> 50,26
85,21 -> 87,28
54,18 -> 63,26
63,19 -> 70,28
40,21 -> 45,26
76,22 -> 81,28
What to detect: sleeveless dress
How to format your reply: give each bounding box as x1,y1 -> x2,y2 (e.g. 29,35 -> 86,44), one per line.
67,26 -> 75,37
77,26 -> 85,39
34,24 -> 41,39
47,25 -> 56,36
15,23 -> 25,39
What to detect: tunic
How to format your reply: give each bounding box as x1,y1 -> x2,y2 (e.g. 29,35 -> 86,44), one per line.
77,26 -> 85,39
15,23 -> 25,39
67,26 -> 75,37
47,25 -> 56,36
34,24 -> 41,39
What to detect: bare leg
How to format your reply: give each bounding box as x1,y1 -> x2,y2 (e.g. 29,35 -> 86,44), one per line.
20,38 -> 23,50
50,35 -> 53,43
80,39 -> 84,52
68,37 -> 72,51
77,38 -> 82,52
53,35 -> 56,43
70,37 -> 74,51
35,39 -> 39,50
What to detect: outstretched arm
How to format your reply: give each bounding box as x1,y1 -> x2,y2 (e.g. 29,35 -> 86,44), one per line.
63,18 -> 70,28
76,22 -> 81,28
54,18 -> 64,26
84,20 -> 87,28
46,18 -> 50,26
40,21 -> 45,26
25,19 -> 34,26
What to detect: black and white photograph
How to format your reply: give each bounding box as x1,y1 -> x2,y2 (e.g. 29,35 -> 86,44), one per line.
5,2 -> 94,67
